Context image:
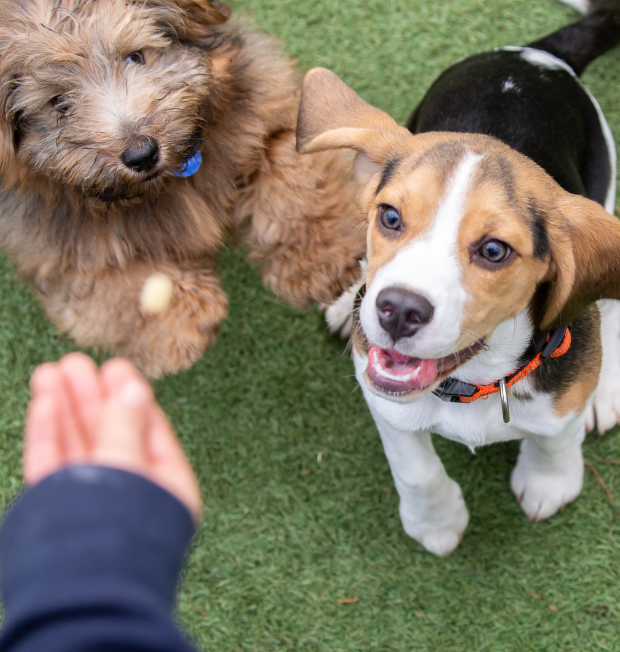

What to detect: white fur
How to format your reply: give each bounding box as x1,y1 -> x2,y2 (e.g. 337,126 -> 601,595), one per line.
586,300 -> 620,432
557,0 -> 589,13
518,47 -> 569,70
510,416 -> 586,521
370,408 -> 469,557
359,154 -> 481,360
324,260 -> 366,337
502,77 -> 520,93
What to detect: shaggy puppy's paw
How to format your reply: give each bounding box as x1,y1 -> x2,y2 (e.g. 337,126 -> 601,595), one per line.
262,253 -> 365,310
586,374 -> 620,434
400,483 -> 469,557
510,446 -> 584,522
134,275 -> 228,379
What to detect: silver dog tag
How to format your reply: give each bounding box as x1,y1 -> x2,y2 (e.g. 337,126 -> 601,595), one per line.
499,378 -> 510,423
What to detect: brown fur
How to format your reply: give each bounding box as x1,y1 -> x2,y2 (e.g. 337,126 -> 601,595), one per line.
299,68 -> 620,411
0,2 -> 365,377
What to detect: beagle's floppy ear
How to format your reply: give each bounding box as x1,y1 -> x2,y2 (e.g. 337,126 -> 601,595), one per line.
296,68 -> 411,164
541,194 -> 620,329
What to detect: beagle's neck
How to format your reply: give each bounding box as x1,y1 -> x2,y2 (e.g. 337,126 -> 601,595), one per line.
451,311 -> 534,387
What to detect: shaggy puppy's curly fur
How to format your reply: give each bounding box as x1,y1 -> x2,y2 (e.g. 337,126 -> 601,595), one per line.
0,0 -> 365,377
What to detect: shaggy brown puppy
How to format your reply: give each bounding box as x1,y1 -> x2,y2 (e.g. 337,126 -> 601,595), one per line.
0,0 -> 365,377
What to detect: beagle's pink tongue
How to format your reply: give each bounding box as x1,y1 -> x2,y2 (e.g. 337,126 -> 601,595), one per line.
366,346 -> 438,393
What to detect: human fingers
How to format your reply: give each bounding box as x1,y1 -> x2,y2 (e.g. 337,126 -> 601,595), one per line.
30,362 -> 90,464
99,358 -> 201,519
92,378 -> 152,472
148,406 -> 202,522
58,353 -> 104,444
100,358 -> 144,398
30,361 -> 60,396
23,394 -> 63,485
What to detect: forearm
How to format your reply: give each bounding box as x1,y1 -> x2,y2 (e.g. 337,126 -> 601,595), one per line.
0,467 -> 197,652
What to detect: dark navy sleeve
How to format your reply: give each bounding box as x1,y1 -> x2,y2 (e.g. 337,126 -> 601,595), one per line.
0,466 -> 197,652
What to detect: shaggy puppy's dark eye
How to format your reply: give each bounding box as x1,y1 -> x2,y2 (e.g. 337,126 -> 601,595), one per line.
125,51 -> 145,65
479,239 -> 510,262
50,95 -> 69,115
379,204 -> 402,231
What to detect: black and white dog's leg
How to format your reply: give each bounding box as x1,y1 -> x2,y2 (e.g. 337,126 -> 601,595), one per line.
324,259 -> 366,338
370,408 -> 469,557
511,416 -> 586,521
586,300 -> 620,433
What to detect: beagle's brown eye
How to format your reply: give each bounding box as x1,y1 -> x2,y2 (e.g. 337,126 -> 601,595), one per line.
379,204 -> 402,230
125,51 -> 145,65
479,239 -> 510,262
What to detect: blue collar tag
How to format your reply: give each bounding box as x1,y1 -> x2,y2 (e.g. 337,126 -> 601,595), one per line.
173,150 -> 202,178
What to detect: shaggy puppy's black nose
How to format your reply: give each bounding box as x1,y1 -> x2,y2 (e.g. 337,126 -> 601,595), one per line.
121,137 -> 160,173
376,287 -> 434,342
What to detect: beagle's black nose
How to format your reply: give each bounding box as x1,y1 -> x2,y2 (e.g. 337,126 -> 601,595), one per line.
376,287 -> 434,342
121,137 -> 159,173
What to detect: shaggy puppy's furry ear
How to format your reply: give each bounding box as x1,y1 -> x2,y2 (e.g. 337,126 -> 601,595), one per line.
0,80 -> 16,177
541,195 -> 620,329
177,0 -> 231,27
0,119 -> 14,177
296,68 -> 410,164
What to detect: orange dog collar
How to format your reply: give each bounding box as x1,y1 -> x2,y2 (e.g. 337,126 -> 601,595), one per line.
433,325 -> 572,422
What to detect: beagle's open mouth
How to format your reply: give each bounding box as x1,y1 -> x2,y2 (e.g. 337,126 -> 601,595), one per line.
365,341 -> 485,397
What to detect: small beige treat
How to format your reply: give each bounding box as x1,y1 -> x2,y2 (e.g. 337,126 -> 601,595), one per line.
140,273 -> 174,315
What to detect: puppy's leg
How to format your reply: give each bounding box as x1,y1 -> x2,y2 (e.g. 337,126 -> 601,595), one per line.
324,260 -> 366,338
371,409 -> 469,557
586,299 -> 620,433
511,416 -> 585,522
238,130 -> 367,309
37,260 -> 227,379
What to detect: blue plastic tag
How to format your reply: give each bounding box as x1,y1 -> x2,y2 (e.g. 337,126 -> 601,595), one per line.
173,150 -> 202,177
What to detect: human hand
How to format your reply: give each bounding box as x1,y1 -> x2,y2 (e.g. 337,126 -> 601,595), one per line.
24,353 -> 202,522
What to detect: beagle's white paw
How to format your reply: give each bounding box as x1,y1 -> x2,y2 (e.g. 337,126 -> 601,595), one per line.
324,293 -> 355,337
323,260 -> 366,338
586,378 -> 620,434
400,483 -> 469,557
511,447 -> 584,522
589,299 -> 620,433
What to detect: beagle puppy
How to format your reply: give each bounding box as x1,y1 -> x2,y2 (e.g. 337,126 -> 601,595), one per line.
297,0 -> 620,556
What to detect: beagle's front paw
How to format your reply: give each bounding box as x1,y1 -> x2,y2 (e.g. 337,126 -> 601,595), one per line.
589,299 -> 620,433
585,374 -> 620,434
399,482 -> 469,557
323,260 -> 366,338
510,445 -> 584,522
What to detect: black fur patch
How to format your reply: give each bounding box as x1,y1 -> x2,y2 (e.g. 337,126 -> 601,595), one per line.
375,158 -> 401,196
518,305 -> 601,399
526,198 -> 551,261
476,154 -> 516,205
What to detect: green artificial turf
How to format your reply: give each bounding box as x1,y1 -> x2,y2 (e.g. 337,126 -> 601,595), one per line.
1,0 -> 620,650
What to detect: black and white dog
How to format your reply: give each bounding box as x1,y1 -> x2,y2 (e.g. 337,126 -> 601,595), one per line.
304,0 -> 620,555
